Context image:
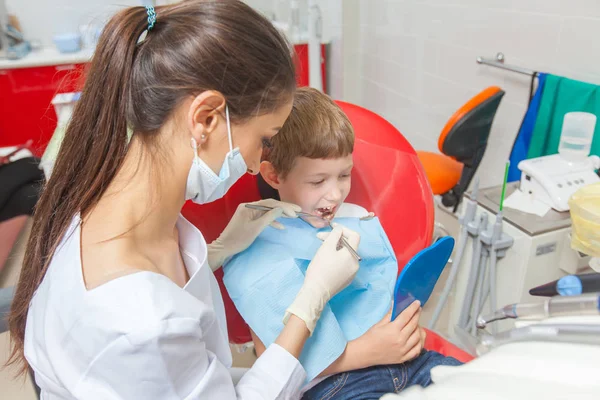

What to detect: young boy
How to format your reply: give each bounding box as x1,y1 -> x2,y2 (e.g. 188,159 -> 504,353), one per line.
223,88 -> 461,399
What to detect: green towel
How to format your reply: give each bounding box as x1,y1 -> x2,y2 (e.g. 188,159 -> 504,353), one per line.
528,75 -> 600,159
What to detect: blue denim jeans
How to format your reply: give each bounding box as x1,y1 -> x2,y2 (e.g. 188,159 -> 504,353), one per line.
302,350 -> 462,400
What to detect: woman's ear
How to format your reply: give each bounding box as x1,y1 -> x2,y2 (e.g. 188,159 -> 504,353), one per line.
259,161 -> 282,189
187,90 -> 227,145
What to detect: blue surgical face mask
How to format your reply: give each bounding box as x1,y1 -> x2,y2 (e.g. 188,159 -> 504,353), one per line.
185,106 -> 247,204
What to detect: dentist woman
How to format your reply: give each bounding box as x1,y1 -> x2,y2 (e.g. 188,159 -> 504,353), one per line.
7,2 -> 360,398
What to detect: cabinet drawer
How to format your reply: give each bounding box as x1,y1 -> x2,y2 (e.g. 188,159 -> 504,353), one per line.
0,63 -> 87,155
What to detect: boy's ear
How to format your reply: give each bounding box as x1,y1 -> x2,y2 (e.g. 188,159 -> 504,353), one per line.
259,161 -> 282,189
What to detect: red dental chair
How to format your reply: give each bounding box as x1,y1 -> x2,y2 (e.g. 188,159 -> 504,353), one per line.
182,101 -> 473,363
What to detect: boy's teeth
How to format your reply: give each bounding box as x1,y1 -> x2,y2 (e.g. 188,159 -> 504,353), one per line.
316,205 -> 336,218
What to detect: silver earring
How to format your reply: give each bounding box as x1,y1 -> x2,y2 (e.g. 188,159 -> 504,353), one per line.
201,134 -> 206,140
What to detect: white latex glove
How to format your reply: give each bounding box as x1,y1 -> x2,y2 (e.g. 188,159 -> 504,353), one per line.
284,223 -> 361,334
207,199 -> 301,270
360,211 -> 376,221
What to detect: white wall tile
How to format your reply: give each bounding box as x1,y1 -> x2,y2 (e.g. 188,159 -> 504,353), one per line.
337,0 -> 600,189
422,40 -> 439,75
420,73 -> 477,116
470,11 -> 562,67
386,34 -> 419,70
555,17 -> 600,82
509,0 -> 563,15
435,45 -> 530,102
6,0 -> 140,46
557,0 -> 600,18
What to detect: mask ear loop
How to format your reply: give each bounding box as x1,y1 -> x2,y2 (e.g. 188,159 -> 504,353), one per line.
225,105 -> 234,157
190,137 -> 200,161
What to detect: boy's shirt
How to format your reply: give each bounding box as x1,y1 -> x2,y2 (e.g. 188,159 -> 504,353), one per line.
223,204 -> 398,381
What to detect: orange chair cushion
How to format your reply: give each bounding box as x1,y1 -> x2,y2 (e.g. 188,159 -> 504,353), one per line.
438,86 -> 503,153
417,151 -> 463,195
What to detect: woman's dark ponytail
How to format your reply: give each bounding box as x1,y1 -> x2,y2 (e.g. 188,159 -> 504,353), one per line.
8,0 -> 296,375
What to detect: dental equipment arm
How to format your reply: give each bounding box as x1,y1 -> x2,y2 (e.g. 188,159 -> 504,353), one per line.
530,273 -> 600,297
428,179 -> 480,329
477,324 -> 600,354
477,293 -> 600,329
458,213 -> 488,328
472,211 -> 513,334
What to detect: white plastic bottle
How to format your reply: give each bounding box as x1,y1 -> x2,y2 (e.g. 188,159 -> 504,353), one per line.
558,112 -> 597,162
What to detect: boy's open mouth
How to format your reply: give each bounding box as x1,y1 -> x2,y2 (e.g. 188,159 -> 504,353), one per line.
315,205 -> 337,220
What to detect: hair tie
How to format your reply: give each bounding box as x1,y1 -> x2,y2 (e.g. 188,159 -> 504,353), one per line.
146,6 -> 156,31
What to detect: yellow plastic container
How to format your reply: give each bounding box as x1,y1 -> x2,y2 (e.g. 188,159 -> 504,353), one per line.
569,182 -> 600,257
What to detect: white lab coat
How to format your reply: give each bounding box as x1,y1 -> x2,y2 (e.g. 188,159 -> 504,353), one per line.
24,214 -> 306,399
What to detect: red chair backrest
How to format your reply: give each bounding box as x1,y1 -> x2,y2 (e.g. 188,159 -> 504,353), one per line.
337,101 -> 434,267
182,101 -> 434,344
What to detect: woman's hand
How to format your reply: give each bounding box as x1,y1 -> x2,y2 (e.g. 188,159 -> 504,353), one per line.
361,301 -> 424,366
285,224 -> 361,333
207,199 -> 300,270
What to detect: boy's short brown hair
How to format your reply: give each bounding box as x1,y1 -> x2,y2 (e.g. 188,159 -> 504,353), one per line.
264,87 -> 354,178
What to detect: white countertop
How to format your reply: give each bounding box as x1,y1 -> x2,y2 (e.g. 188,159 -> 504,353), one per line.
0,47 -> 94,70
0,38 -> 326,71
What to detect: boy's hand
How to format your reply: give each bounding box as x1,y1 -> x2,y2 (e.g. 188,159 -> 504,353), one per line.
318,300 -> 425,377
359,301 -> 424,366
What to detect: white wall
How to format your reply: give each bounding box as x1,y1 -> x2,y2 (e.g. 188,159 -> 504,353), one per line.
6,0 -> 142,47
320,0 -> 344,99
341,0 -> 600,189
6,0 -> 345,96
245,0 -> 344,99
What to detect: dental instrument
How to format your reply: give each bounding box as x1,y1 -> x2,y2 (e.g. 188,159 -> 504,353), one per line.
518,154 -> 600,212
428,179 -> 480,329
477,323 -> 600,355
446,182 -> 587,338
244,203 -> 362,261
476,292 -> 600,329
530,273 -> 600,297
469,251 -> 489,334
457,212 -> 488,329
391,237 -> 454,320
471,162 -> 514,333
455,163 -> 514,336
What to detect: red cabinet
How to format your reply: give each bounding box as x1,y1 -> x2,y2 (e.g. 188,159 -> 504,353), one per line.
293,43 -> 327,91
0,63 -> 86,156
0,43 -> 325,157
